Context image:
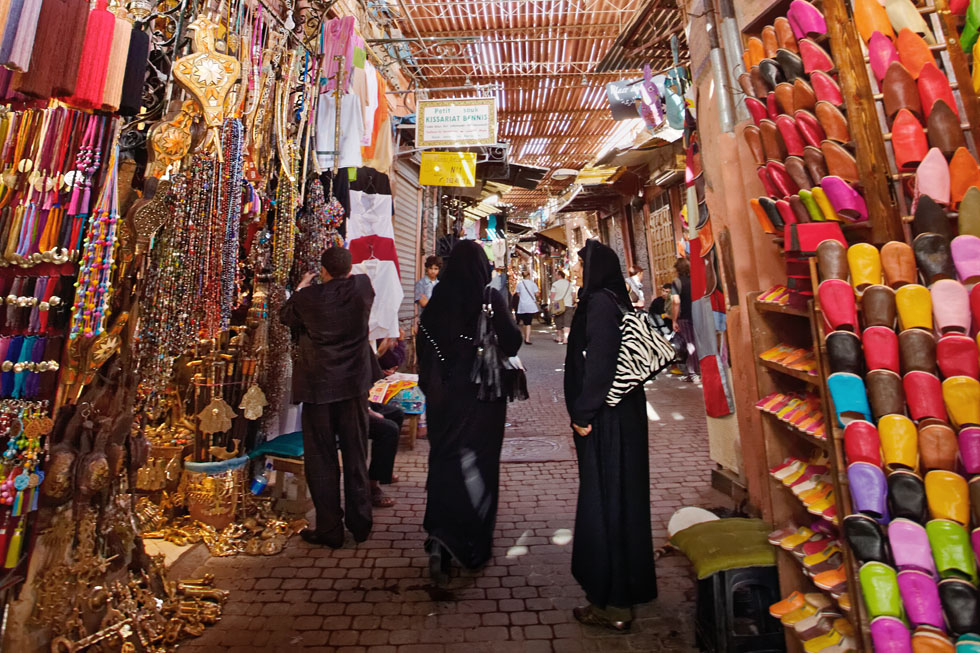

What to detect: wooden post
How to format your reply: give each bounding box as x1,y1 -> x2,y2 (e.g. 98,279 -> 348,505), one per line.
823,0 -> 905,243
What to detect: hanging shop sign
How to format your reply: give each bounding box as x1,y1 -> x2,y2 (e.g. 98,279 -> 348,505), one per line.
605,80 -> 642,121
419,151 -> 478,187
575,165 -> 621,185
417,98 -> 497,147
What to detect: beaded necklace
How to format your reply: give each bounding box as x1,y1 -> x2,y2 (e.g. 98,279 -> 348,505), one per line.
69,122 -> 120,339
216,118 -> 243,333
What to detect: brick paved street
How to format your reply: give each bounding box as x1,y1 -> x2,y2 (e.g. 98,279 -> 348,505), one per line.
177,327 -> 730,653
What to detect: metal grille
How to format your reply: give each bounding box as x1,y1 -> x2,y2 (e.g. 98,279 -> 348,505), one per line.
648,200 -> 675,288
393,163 -> 422,325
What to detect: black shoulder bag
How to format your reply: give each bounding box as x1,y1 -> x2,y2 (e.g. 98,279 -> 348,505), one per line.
471,287 -> 529,402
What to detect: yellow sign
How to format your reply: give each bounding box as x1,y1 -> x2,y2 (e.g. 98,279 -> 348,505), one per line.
419,152 -> 477,187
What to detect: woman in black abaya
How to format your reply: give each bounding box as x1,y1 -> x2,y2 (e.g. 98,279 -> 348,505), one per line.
564,239 -> 657,630
418,240 -> 522,582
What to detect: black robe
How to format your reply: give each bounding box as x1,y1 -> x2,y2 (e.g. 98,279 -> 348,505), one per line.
564,240 -> 657,609
418,241 -> 522,569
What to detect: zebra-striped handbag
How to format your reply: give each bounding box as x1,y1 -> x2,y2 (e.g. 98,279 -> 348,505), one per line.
605,307 -> 676,407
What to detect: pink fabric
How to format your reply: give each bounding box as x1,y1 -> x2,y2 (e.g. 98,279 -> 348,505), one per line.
320,16 -> 355,93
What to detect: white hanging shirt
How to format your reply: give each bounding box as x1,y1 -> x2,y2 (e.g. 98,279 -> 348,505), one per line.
316,93 -> 364,169
354,259 -> 403,339
491,239 -> 507,267
362,61 -> 379,146
347,190 -> 394,240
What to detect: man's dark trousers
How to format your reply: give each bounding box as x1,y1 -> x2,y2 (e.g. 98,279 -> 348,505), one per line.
368,401 -> 404,484
301,396 -> 372,541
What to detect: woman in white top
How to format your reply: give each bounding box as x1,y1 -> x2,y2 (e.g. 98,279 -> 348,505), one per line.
515,270 -> 540,345
549,269 -> 576,344
626,266 -> 646,310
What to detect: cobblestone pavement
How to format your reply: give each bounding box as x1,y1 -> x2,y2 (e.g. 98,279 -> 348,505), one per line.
177,327 -> 730,653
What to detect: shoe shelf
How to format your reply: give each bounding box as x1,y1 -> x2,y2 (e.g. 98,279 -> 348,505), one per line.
831,0 -> 980,238
748,284 -> 860,653
759,357 -> 822,385
756,298 -> 812,318
758,404 -> 830,450
809,259 -> 876,653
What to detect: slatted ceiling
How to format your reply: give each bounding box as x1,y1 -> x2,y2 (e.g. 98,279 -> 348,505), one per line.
393,0 -> 685,214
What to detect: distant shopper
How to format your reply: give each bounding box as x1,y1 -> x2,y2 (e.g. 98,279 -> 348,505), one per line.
672,258 -> 700,383
418,241 -> 522,584
648,283 -> 673,336
414,255 -> 441,308
626,266 -> 645,309
280,246 -> 376,548
549,269 -> 576,345
515,270 -> 540,345
367,400 -> 404,508
564,240 -> 657,631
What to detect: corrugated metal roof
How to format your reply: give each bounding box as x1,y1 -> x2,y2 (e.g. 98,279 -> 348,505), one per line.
392,0 -> 685,212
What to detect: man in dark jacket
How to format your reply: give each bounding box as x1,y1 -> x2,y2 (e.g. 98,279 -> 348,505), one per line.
280,247 -> 376,547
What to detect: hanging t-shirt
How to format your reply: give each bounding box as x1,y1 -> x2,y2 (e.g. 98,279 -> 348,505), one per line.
347,190 -> 394,240
320,16 -> 355,93
354,259 -> 402,339
349,234 -> 400,276
362,61 -> 379,147
491,239 -> 507,267
364,116 -> 393,174
316,93 -> 363,170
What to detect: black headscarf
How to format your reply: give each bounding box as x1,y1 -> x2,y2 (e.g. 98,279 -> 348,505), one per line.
420,239 -> 492,361
578,239 -> 630,307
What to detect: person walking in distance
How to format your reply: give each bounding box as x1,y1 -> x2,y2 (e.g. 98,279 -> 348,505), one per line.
626,266 -> 646,309
549,268 -> 576,344
671,258 -> 700,383
417,241 -> 522,583
280,247 -> 377,548
515,269 -> 540,345
564,239 -> 657,631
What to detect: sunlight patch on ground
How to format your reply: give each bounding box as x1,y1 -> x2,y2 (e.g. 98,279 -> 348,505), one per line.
551,529 -> 573,546
507,530 -> 533,557
646,401 -> 661,422
671,412 -> 686,421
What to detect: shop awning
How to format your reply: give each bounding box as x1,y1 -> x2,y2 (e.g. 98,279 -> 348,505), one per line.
534,225 -> 568,249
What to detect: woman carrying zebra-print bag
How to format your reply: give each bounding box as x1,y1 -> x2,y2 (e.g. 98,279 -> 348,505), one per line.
563,240 -> 658,633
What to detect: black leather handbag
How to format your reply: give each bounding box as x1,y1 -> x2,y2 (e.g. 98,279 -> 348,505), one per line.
471,287 -> 528,402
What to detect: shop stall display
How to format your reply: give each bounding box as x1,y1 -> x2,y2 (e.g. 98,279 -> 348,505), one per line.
0,0 -> 405,645
735,0 -> 980,649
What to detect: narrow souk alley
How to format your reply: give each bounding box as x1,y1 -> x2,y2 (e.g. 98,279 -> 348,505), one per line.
175,329 -> 729,653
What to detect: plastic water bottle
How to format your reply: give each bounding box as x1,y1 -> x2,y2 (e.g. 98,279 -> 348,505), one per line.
250,462 -> 273,495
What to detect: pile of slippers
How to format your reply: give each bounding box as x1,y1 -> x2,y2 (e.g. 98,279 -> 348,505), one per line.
741,0 -> 869,233
815,232 -> 980,651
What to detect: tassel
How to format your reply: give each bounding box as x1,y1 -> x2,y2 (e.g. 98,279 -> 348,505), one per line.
0,0 -> 25,65
68,0 -> 114,109
101,13 -> 131,111
118,25 -> 148,116
6,0 -> 40,72
51,0 -> 88,97
4,516 -> 23,567
15,0 -> 75,97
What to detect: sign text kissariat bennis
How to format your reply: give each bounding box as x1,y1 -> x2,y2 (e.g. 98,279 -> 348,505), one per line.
416,98 -> 497,147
